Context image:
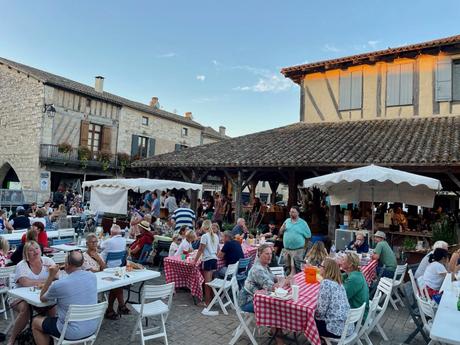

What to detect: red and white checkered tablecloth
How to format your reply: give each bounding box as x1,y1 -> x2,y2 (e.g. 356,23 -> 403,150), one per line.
164,256 -> 205,300
254,260 -> 378,345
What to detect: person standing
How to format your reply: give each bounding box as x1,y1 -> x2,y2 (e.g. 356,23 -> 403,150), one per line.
280,206 -> 311,275
143,191 -> 153,212
171,200 -> 195,232
151,191 -> 161,219
164,191 -> 178,214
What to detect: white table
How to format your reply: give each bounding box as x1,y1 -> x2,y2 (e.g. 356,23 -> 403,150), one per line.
8,269 -> 161,308
3,230 -> 59,242
430,274 -> 460,345
51,244 -> 87,252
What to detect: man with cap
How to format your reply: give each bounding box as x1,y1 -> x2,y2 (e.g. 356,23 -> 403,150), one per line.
372,231 -> 397,278
129,220 -> 154,261
10,206 -> 31,230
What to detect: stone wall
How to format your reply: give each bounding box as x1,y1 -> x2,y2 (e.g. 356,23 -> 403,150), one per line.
0,64 -> 45,199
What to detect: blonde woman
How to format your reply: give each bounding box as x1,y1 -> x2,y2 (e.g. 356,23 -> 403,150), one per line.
211,222 -> 222,242
174,230 -> 196,256
193,219 -> 220,314
0,236 -> 9,267
305,241 -> 328,267
315,258 -> 352,339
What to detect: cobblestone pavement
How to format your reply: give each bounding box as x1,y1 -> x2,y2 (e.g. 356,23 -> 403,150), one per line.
2,268 -> 427,345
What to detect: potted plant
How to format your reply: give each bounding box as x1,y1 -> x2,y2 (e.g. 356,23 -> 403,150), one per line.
57,142 -> 72,153
402,238 -> 416,251
432,216 -> 458,245
98,151 -> 112,171
78,146 -> 91,169
117,152 -> 131,175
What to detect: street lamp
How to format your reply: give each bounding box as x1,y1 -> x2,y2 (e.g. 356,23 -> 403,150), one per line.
43,104 -> 56,118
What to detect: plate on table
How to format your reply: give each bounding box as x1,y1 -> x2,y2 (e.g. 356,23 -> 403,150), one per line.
269,292 -> 292,300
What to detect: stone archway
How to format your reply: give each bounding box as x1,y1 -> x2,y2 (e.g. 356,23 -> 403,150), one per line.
0,162 -> 20,189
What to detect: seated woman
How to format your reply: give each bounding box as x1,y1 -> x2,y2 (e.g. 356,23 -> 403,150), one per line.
315,258 -> 352,339
305,241 -> 328,267
238,244 -> 286,345
8,241 -> 55,345
423,248 -> 449,298
11,228 -> 44,266
174,230 -> 195,256
346,232 -> 369,254
0,236 -> 8,268
21,222 -> 48,248
341,252 -> 369,320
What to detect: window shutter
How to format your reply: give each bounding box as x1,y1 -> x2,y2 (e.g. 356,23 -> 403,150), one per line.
339,71 -> 351,110
350,70 -> 363,109
131,135 -> 139,157
101,126 -> 112,152
399,63 -> 413,105
386,65 -> 400,106
435,58 -> 452,101
175,144 -> 181,152
148,138 -> 156,157
79,120 -> 89,147
452,61 -> 460,101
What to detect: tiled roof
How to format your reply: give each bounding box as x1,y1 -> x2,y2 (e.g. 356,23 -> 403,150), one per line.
282,34 -> 460,83
0,57 -> 204,129
132,116 -> 460,169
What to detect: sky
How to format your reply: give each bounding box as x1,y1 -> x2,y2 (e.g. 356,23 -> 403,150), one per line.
1,0 -> 460,137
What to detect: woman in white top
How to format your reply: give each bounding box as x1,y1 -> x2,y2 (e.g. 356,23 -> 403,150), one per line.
28,208 -> 47,229
168,234 -> 182,257
193,220 -> 220,311
174,230 -> 196,256
423,248 -> 449,298
8,241 -> 55,345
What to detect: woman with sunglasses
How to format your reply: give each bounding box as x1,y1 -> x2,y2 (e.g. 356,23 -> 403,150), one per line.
82,233 -> 106,273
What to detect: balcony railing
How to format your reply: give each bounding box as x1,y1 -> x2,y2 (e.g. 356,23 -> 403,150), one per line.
40,144 -> 118,169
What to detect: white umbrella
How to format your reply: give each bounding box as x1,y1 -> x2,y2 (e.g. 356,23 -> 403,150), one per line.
302,164 -> 442,238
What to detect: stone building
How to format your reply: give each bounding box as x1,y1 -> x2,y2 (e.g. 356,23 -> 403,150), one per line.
0,57 -> 227,203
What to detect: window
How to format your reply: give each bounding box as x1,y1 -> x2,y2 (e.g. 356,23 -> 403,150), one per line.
131,135 -> 155,158
137,136 -> 148,158
386,63 -> 413,106
175,144 -> 188,152
453,60 -> 460,101
142,116 -> 149,126
339,70 -> 363,110
87,123 -> 102,156
182,127 -> 188,137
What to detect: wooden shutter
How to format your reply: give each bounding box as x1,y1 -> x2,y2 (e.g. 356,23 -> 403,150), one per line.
175,144 -> 181,152
101,126 -> 112,152
350,70 -> 363,109
399,63 -> 413,105
386,65 -> 400,106
79,120 -> 89,147
148,138 -> 156,157
339,71 -> 351,110
452,60 -> 460,101
435,58 -> 452,101
131,135 -> 139,157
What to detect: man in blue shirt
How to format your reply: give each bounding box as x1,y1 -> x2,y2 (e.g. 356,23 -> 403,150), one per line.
151,191 -> 160,218
143,191 -> 153,211
215,231 -> 245,278
280,206 -> 311,275
32,251 -> 98,345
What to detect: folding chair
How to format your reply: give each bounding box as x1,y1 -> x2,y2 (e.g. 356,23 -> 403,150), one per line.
132,244 -> 153,265
51,301 -> 107,345
205,262 -> 239,315
236,257 -> 252,288
131,283 -> 175,345
229,277 -> 258,345
322,303 -> 366,345
401,281 -> 430,344
52,252 -> 67,265
0,266 -> 16,320
359,277 -> 393,344
415,293 -> 437,345
58,228 -> 76,241
155,240 -> 171,271
52,238 -> 72,246
106,251 -> 127,268
382,263 -> 407,310
269,266 -> 285,277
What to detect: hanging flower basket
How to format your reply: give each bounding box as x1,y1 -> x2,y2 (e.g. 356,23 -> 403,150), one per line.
57,142 -> 72,153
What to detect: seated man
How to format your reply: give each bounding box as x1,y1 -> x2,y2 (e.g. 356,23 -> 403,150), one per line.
101,224 -> 127,267
262,220 -> 279,239
32,251 -> 98,345
347,231 -> 369,253
129,220 -> 154,261
371,231 -> 397,278
231,218 -> 249,239
215,231 -> 245,278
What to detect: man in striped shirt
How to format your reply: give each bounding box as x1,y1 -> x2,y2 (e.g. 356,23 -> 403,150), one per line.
171,203 -> 196,232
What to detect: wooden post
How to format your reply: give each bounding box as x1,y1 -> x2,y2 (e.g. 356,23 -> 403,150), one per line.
190,169 -> 198,213
249,180 -> 257,204
287,170 -> 298,209
269,181 -> 279,204
235,170 -> 243,219
328,205 -> 338,240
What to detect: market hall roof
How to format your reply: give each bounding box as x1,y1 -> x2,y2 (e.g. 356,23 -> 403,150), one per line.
0,56 -> 205,129
281,34 -> 460,84
132,116 -> 460,169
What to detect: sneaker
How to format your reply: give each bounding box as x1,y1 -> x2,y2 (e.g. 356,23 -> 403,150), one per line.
201,308 -> 219,316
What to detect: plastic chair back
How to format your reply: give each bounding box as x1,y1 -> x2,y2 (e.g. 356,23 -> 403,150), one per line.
137,244 -> 153,265
106,250 -> 127,268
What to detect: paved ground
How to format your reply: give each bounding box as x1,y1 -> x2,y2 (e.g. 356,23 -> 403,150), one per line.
2,268 -> 428,345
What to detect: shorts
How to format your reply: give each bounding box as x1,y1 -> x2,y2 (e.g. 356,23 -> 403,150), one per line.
42,317 -> 61,338
202,259 -> 217,271
283,247 -> 305,269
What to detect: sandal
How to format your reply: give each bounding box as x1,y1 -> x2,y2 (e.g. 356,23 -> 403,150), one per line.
118,304 -> 131,315
105,310 -> 120,320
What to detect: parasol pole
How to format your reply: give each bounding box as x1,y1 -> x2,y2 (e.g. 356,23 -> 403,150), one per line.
371,185 -> 375,247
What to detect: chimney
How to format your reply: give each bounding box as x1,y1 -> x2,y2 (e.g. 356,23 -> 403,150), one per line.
184,112 -> 193,120
219,126 -> 226,136
149,97 -> 159,108
94,76 -> 104,93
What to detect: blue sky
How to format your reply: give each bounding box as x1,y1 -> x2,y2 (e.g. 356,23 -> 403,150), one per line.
1,0 -> 459,136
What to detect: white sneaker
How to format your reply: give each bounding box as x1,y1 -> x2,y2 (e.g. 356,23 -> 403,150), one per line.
201,308 -> 219,316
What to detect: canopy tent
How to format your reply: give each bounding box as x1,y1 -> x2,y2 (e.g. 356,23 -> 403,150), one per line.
302,165 -> 442,238
82,178 -> 202,214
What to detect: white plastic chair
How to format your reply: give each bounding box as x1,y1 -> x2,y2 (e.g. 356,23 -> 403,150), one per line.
58,228 -> 76,241
408,269 -> 430,301
131,283 -> 175,345
359,277 -> 393,344
322,303 -> 366,345
228,277 -> 258,345
382,263 -> 407,310
52,252 -> 67,265
269,266 -> 285,277
51,301 -> 107,345
0,266 -> 16,320
415,293 -> 437,345
205,262 -> 239,315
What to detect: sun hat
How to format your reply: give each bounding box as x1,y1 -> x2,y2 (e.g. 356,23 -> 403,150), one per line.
138,220 -> 151,231
374,231 -> 386,239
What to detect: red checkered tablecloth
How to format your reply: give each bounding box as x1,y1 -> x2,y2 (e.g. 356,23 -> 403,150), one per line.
254,260 -> 378,345
164,256 -> 205,300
